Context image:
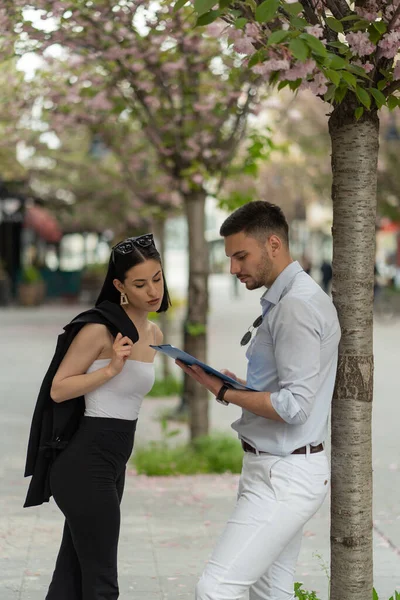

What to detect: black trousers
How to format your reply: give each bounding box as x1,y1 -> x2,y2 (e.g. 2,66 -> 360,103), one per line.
46,416 -> 137,600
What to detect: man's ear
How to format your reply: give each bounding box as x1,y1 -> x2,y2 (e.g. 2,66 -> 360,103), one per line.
269,234 -> 282,255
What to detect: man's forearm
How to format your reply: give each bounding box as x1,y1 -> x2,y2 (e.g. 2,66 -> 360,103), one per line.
223,388 -> 285,423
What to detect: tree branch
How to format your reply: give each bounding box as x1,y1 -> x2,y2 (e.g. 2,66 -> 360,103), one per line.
324,0 -> 352,19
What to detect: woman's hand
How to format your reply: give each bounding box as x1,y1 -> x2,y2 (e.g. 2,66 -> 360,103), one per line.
107,333 -> 134,377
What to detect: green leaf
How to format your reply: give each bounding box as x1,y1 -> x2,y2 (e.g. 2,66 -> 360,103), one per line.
355,106 -> 364,120
372,588 -> 379,600
267,30 -> 291,45
244,0 -> 257,10
370,87 -> 386,109
377,79 -> 387,91
368,23 -> 381,45
327,54 -> 347,70
355,85 -> 371,109
219,0 -> 232,7
387,95 -> 399,111
324,84 -> 336,102
173,0 -> 189,12
325,68 -> 341,87
373,20 -> 387,35
341,14 -> 363,22
288,78 -> 302,91
196,9 -> 221,25
301,33 -> 328,57
352,19 -> 370,30
248,49 -> 266,68
347,63 -> 370,79
289,37 -> 309,61
327,41 -> 349,53
379,68 -> 391,78
234,17 -> 247,28
326,16 -> 344,33
194,0 -> 217,16
341,70 -> 358,88
278,80 -> 289,90
284,1 -> 303,15
290,16 -> 308,28
334,85 -> 348,103
255,0 -> 280,23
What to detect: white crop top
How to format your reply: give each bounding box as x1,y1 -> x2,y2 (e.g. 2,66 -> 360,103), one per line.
84,359 -> 155,420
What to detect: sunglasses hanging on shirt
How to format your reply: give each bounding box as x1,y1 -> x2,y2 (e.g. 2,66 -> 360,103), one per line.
240,315 -> 263,346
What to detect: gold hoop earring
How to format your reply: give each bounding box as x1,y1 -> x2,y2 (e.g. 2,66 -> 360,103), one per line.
120,292 -> 129,306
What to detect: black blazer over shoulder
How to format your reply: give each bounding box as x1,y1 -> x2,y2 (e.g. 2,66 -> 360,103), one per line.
24,300 -> 139,508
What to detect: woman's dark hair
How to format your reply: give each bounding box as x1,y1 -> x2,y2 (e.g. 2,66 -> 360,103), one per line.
96,234 -> 171,312
219,201 -> 289,246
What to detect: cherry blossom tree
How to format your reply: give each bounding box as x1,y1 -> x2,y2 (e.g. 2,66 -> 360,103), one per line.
8,0 -> 261,440
182,1 -> 400,598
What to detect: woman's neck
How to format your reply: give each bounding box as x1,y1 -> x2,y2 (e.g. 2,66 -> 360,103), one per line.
122,305 -> 149,330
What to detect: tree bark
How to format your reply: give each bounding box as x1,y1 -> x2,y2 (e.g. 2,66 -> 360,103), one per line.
183,191 -> 209,439
329,102 -> 378,600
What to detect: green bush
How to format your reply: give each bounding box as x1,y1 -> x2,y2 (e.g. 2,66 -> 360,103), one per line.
294,584 -> 400,600
148,375 -> 183,397
133,433 -> 243,476
20,265 -> 43,284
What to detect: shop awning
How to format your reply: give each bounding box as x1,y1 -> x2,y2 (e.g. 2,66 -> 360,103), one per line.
24,204 -> 63,243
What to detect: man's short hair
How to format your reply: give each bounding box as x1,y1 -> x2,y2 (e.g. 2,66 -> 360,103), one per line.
219,201 -> 289,246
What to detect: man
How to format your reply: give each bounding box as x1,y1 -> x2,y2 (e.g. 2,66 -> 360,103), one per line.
176,201 -> 341,600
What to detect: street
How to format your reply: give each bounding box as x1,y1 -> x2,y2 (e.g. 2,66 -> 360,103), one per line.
0,274 -> 399,599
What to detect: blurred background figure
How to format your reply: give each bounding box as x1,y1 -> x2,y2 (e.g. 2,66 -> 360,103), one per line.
320,260 -> 333,295
301,253 -> 312,275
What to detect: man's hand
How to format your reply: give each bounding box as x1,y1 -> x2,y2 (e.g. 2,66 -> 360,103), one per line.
175,360 -> 223,396
220,369 -> 247,387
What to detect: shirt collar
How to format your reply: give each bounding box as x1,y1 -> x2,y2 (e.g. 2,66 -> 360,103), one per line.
260,261 -> 303,311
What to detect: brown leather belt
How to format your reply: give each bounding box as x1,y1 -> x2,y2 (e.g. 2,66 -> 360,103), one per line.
241,440 -> 324,455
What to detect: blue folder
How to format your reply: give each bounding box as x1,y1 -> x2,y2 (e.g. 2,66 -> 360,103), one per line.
150,344 -> 255,391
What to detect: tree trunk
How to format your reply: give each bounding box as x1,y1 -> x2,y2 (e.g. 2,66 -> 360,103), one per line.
152,214 -> 170,380
329,102 -> 378,600
183,191 -> 209,439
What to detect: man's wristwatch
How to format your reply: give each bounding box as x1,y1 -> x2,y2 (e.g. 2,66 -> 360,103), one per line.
216,384 -> 230,406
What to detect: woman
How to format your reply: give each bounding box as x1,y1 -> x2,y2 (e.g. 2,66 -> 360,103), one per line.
32,233 -> 169,600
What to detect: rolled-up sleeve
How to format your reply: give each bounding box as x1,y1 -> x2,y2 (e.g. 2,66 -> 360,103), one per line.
269,296 -> 322,425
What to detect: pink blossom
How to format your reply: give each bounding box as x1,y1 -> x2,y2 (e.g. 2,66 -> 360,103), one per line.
346,31 -> 376,56
283,59 -> 316,81
192,173 -> 203,185
355,2 -> 379,22
233,37 -> 255,55
307,72 -> 328,95
353,59 -> 375,73
245,23 -> 261,41
394,61 -> 400,80
89,91 -> 113,111
206,22 -> 227,37
305,25 -> 324,39
144,96 -> 161,110
252,59 -> 290,76
161,59 -> 186,74
378,31 -> 400,59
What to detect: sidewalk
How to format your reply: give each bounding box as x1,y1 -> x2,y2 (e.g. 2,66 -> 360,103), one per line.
1,275 -> 399,599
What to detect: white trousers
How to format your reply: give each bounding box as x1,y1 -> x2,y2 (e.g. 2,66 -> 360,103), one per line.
196,449 -> 330,600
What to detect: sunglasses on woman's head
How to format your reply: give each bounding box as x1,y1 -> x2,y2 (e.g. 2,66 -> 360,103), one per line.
240,315 -> 263,346
112,234 -> 154,262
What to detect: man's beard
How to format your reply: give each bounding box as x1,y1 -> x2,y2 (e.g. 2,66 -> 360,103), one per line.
247,251 -> 273,289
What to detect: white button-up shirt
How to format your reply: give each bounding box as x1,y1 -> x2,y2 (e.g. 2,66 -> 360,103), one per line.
232,261 -> 341,455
